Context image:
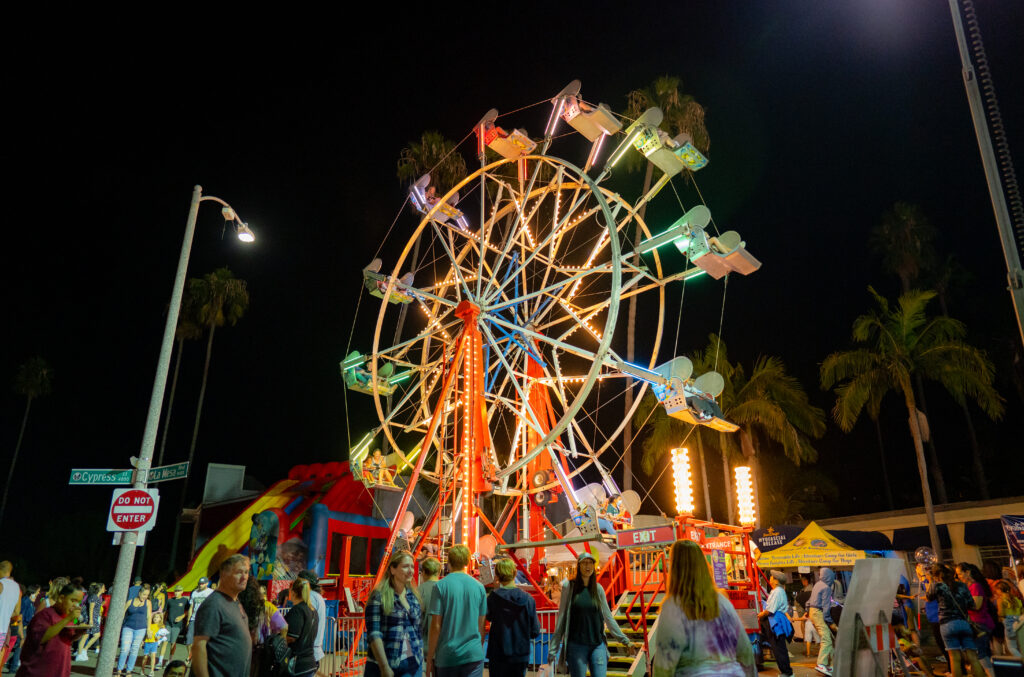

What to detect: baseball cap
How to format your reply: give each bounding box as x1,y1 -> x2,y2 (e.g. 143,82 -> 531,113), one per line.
577,552 -> 597,563
198,577 -> 209,585
297,570 -> 322,592
173,585 -> 184,592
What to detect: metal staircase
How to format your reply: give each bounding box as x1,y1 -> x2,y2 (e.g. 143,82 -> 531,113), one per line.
607,589 -> 664,677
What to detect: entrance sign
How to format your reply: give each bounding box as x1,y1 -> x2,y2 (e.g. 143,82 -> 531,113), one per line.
107,488 -> 160,532
69,468 -> 133,485
143,461 -> 190,483
616,524 -> 676,548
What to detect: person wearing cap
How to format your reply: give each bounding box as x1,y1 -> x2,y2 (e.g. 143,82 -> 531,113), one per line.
161,585 -> 189,667
758,571 -> 793,677
550,551 -> 638,677
298,570 -> 327,665
185,577 -> 213,663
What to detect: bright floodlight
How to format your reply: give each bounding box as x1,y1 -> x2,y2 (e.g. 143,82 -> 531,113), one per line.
235,223 -> 255,243
734,466 -> 756,526
671,447 -> 695,516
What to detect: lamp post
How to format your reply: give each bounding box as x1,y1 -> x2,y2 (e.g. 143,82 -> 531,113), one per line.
97,186 -> 254,677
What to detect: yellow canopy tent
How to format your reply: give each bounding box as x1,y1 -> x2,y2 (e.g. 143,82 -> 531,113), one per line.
755,521 -> 868,568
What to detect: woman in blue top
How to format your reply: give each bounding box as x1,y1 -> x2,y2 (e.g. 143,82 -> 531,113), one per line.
758,571 -> 792,677
116,584 -> 151,676
365,550 -> 422,677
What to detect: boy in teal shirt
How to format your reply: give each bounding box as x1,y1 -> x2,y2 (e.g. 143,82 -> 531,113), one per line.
427,545 -> 488,677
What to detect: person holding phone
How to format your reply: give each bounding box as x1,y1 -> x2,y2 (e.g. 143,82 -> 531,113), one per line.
14,583 -> 88,677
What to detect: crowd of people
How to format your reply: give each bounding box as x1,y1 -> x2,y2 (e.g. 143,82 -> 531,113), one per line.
0,556 -> 331,677
752,559 -> 1024,677
2,547 -> 1021,677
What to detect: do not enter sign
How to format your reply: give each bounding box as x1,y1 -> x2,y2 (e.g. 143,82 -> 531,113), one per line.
107,488 -> 160,532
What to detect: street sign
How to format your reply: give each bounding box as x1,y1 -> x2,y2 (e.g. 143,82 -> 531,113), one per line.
107,488 -> 160,532
69,468 -> 133,485
143,461 -> 189,483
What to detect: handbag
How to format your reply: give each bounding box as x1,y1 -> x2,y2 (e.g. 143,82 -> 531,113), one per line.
553,584 -> 571,675
947,586 -> 987,638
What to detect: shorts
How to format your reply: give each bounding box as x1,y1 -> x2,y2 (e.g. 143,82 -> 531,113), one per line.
185,622 -> 195,645
143,642 -> 158,656
940,619 -> 977,652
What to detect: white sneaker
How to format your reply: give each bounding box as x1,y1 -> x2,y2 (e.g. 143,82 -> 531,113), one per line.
815,665 -> 833,676
75,652 -> 87,661
935,655 -> 947,663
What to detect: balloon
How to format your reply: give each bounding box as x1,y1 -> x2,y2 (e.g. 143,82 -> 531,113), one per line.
400,511 -> 415,532
914,546 -> 938,564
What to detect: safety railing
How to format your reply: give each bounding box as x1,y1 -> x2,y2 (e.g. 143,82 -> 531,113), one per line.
319,613 -> 368,677
316,608 -> 561,676
625,548 -> 667,589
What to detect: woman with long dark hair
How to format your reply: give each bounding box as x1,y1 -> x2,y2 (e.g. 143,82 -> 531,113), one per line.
926,564 -> 985,677
651,540 -> 754,677
957,563 -> 997,677
365,550 -> 422,677
550,552 -> 638,677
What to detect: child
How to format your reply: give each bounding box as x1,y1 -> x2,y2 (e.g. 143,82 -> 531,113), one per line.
142,611 -> 168,676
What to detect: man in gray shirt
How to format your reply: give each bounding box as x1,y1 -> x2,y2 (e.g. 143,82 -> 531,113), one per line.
193,555 -> 251,677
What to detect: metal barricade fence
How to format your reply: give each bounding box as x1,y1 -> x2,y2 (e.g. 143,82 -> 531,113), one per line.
321,613 -> 367,677
318,608 -> 561,676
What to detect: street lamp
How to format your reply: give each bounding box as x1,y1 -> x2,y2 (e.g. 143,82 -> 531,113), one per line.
97,186 -> 254,677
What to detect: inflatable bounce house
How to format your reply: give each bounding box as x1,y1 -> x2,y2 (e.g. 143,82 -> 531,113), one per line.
174,461 -> 391,606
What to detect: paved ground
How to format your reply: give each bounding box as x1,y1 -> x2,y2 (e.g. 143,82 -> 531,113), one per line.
57,640 -> 956,676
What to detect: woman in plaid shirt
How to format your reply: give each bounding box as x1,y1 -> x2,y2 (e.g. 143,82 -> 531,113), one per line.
365,551 -> 423,677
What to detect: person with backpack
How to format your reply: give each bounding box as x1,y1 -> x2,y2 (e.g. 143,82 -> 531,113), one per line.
284,578 -> 319,677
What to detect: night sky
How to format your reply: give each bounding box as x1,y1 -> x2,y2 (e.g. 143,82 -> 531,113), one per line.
4,2 -> 1023,582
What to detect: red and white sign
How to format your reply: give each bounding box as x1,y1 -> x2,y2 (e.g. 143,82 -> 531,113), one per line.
107,488 -> 160,532
616,524 -> 676,549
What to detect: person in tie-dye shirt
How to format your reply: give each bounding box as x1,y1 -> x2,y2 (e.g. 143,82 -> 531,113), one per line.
652,541 -> 755,677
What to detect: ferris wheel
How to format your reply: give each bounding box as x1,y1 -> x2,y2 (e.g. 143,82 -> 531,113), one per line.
343,80 -> 762,556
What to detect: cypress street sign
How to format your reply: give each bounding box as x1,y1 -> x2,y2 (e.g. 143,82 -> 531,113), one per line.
69,469 -> 133,485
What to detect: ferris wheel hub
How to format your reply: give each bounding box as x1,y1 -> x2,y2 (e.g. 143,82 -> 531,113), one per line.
453,300 -> 482,323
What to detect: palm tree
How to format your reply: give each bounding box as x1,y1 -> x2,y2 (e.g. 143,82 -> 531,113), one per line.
821,287 -> 1003,555
622,76 -> 709,492
2,357 -> 53,527
396,130 -> 468,196
635,334 -> 824,523
156,288 -> 202,467
168,267 -> 249,570
870,202 -> 949,503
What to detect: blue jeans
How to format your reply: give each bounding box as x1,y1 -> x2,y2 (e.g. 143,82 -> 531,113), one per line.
940,619 -> 977,652
117,626 -> 147,671
566,642 -> 608,677
366,656 -> 423,677
435,659 -> 483,677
